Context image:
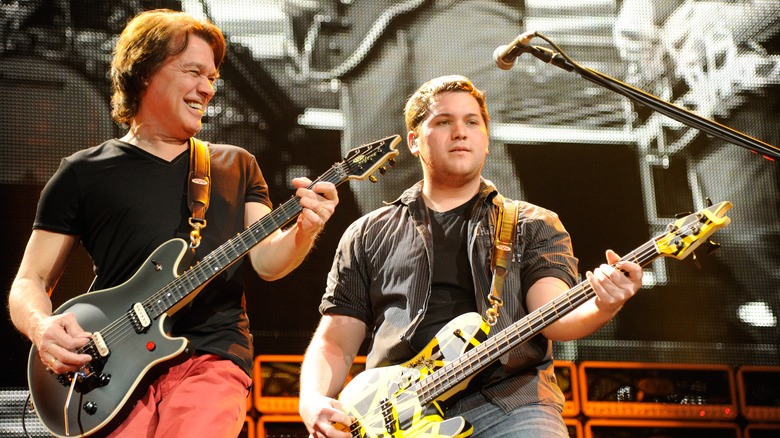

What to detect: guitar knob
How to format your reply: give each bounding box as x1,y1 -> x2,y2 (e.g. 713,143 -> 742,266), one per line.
83,401 -> 98,415
99,374 -> 112,386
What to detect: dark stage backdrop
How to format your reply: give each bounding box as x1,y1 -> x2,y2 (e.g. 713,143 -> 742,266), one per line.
1,0 -> 779,390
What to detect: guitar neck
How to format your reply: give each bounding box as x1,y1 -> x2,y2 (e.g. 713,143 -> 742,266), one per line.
415,236 -> 663,405
144,163 -> 348,319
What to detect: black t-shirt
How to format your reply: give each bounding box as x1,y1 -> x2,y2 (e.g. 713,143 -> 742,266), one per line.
410,196 -> 479,351
34,139 -> 271,374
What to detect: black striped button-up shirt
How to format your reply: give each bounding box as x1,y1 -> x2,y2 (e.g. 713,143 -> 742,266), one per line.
320,180 -> 578,413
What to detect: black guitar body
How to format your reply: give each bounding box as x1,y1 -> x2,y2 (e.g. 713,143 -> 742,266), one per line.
28,239 -> 192,437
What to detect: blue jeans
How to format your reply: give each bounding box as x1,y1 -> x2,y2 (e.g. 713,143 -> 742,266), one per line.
445,391 -> 569,438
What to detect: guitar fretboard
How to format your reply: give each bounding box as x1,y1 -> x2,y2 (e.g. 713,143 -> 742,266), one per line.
414,237 -> 662,405
76,161 -> 349,358
143,161 -> 347,318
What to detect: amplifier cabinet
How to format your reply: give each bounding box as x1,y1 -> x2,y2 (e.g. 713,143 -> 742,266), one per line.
579,362 -> 737,420
0,388 -> 50,438
565,418 -> 583,438
737,366 -> 780,422
556,360 -> 580,417
255,413 -> 583,438
253,355 -> 366,414
585,419 -> 742,438
239,415 -> 255,438
254,356 -> 577,416
744,423 -> 780,438
256,414 -> 308,438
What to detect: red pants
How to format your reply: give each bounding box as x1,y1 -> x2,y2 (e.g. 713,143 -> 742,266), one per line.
107,353 -> 252,438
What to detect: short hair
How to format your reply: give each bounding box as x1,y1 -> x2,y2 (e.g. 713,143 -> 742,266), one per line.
110,9 -> 226,126
404,75 -> 489,135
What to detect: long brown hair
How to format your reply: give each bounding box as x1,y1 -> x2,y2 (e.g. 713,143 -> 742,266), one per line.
110,9 -> 225,126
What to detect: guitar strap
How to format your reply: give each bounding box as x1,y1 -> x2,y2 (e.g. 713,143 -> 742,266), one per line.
486,194 -> 520,326
188,138 -> 211,249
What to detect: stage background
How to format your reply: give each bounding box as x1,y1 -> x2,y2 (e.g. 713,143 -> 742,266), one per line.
2,0 -> 779,394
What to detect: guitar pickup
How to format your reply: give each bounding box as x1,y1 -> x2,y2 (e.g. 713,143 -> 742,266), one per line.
91,332 -> 110,357
380,398 -> 398,434
129,302 -> 152,334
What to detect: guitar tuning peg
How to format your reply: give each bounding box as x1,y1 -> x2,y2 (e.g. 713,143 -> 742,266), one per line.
691,251 -> 702,270
675,211 -> 693,219
388,158 -> 396,167
369,175 -> 378,183
378,166 -> 386,175
704,238 -> 721,255
705,197 -> 713,207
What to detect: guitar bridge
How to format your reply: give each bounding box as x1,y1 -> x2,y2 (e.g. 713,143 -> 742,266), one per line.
55,361 -> 111,394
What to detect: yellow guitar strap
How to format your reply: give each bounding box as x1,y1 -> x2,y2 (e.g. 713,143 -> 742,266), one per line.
188,138 -> 211,249
487,195 -> 520,326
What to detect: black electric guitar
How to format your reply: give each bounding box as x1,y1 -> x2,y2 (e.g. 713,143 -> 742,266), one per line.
27,135 -> 401,438
337,201 -> 733,438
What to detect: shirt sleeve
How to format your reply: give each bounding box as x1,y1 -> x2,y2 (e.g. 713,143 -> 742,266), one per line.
319,217 -> 375,326
518,205 -> 579,297
243,152 -> 273,210
33,158 -> 82,236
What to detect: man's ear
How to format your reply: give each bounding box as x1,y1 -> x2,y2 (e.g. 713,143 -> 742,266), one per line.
407,131 -> 419,156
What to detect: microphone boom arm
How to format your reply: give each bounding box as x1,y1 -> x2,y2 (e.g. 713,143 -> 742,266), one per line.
523,32 -> 780,161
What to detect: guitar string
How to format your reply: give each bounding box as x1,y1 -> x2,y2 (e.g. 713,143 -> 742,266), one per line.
414,222 -> 698,403
346,239 -> 662,435
78,142 -> 385,351
345,217 -> 706,434
68,168 -> 709,432
414,236 -> 668,403
72,162 -> 352,358
87,156 -> 364,353
90,164 -> 344,351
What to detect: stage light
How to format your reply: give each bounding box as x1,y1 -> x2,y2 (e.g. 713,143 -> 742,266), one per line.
738,301 -> 777,328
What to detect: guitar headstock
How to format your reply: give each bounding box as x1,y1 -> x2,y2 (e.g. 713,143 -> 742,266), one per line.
657,201 -> 733,260
342,135 -> 401,182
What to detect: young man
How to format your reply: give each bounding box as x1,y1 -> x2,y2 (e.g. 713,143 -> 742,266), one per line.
8,9 -> 338,437
298,75 -> 642,438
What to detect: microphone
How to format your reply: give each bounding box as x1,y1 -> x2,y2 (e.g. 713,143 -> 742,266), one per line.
493,31 -> 536,70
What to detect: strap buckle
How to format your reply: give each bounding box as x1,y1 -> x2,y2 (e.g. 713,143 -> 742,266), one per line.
486,293 -> 504,326
189,218 -> 207,249
486,197 -> 519,325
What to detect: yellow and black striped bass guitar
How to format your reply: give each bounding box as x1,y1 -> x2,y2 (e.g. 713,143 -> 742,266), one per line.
337,201 -> 732,438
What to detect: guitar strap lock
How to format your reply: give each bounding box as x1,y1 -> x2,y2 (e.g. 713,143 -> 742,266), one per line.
487,194 -> 519,326
188,138 -> 211,249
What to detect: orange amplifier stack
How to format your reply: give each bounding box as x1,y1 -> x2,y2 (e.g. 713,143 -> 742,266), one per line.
252,354 -> 366,415
555,360 -> 581,418
738,366 -> 780,438
252,354 -> 366,438
555,360 -> 583,438
584,419 -> 742,438
565,418 -> 583,438
578,361 -> 738,421
737,366 -> 780,422
578,361 -> 740,438
250,356 -> 581,438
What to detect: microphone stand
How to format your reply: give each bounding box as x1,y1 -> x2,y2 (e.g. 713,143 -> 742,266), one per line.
522,33 -> 780,161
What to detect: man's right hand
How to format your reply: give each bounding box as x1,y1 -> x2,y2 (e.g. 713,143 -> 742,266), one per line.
33,312 -> 93,374
300,394 -> 353,438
